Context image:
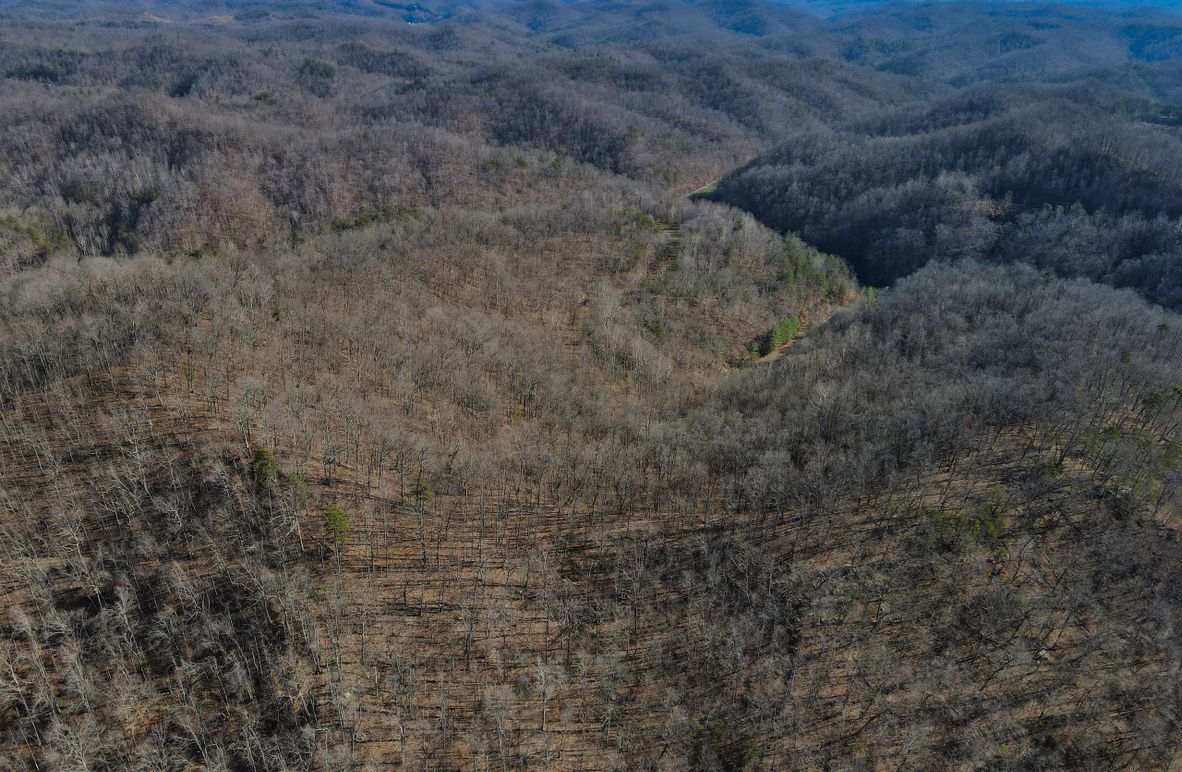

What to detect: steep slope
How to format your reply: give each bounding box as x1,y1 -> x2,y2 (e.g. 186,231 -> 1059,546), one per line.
1,3 -> 1182,770
0,143 -> 853,768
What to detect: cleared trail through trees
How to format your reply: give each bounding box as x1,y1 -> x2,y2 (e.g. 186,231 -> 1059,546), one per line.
652,219 -> 681,280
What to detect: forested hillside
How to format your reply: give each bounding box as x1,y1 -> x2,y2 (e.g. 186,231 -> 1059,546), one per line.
1,1 -> 1181,769
708,4 -> 1182,306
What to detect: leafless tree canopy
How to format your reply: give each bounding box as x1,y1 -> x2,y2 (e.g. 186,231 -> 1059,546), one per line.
1,1 -> 1182,769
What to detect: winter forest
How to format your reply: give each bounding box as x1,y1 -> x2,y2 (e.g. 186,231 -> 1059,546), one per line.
2,0 -> 1182,769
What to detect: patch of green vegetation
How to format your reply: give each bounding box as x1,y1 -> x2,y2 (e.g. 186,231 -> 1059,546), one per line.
330,204 -> 408,232
692,717 -> 728,761
779,235 -> 852,301
251,447 -> 279,487
324,503 -> 350,547
690,716 -> 758,768
688,180 -> 718,201
769,316 -> 801,350
131,190 -> 158,208
289,472 -> 310,509
654,161 -> 680,186
1140,385 -> 1182,414
924,493 -> 1007,549
413,478 -> 434,506
611,207 -> 663,235
1024,453 -> 1064,487
299,59 -> 336,79
105,189 -> 160,254
184,246 -> 225,260
755,315 -> 801,356
0,214 -> 68,257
